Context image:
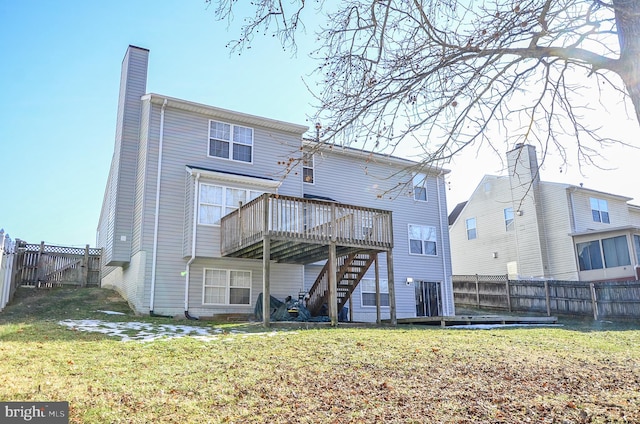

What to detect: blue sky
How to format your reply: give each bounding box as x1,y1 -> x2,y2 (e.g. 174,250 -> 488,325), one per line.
1,1 -> 640,247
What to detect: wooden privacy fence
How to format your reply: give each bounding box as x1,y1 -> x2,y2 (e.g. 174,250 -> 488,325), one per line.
13,241 -> 102,288
453,274 -> 640,320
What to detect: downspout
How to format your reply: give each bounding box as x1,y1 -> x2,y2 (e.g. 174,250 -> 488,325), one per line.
437,172 -> 454,316
149,98 -> 168,317
184,172 -> 201,320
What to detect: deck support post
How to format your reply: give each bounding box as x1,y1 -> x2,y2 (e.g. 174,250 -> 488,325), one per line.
262,196 -> 271,328
386,249 -> 396,326
375,255 -> 381,325
328,241 -> 338,326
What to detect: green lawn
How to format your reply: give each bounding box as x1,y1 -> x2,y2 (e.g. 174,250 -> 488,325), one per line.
1,287 -> 639,423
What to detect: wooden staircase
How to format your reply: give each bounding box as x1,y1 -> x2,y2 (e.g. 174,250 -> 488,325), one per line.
306,251 -> 377,317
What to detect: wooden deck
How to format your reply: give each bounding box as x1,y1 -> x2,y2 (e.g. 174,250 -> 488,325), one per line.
393,315 -> 558,327
221,194 -> 393,264
220,194 -> 396,326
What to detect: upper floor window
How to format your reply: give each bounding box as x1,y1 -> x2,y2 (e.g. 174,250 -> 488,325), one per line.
203,268 -> 251,305
199,183 -> 261,225
590,198 -> 610,224
413,173 -> 427,202
302,153 -> 314,184
361,278 -> 389,307
466,217 -> 477,240
408,224 -> 437,256
209,120 -> 253,163
504,207 -> 514,231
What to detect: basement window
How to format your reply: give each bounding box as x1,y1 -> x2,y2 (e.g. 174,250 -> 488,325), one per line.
203,269 -> 251,305
361,279 -> 389,307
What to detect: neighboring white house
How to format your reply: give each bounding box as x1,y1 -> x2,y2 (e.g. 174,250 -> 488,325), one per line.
97,45 -> 455,324
449,143 -> 640,282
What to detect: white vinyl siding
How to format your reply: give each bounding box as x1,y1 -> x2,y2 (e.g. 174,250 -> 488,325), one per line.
208,120 -> 254,163
203,268 -> 251,305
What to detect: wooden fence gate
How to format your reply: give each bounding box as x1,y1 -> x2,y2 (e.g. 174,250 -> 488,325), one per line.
13,241 -> 101,288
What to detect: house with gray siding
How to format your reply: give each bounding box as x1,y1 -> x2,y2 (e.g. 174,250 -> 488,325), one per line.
449,143 -> 640,282
97,45 -> 454,324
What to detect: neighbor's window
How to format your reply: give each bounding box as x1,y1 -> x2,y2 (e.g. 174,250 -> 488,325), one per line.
198,183 -> 261,225
361,278 -> 389,307
504,207 -> 514,231
413,173 -> 427,201
203,269 -> 251,305
466,217 -> 477,240
208,120 -> 253,163
576,240 -> 603,271
302,153 -> 314,184
590,198 -> 610,224
408,224 -> 437,256
634,235 -> 640,265
602,235 -> 631,268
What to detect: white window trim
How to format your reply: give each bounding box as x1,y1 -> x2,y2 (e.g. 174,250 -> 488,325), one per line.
590,197 -> 610,224
408,224 -> 438,256
360,278 -> 390,308
198,182 -> 263,227
302,152 -> 315,185
413,173 -> 428,202
202,268 -> 252,306
504,208 -> 514,231
208,119 -> 254,164
466,217 -> 477,240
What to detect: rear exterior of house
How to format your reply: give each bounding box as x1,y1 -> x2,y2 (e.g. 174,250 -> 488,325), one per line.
97,45 -> 454,322
449,143 -> 640,282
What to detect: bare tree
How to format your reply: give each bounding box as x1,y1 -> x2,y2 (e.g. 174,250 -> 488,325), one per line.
208,0 -> 640,171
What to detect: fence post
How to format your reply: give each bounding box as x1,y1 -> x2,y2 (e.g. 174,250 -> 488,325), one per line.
36,241 -> 45,286
505,275 -> 512,312
475,274 -> 480,308
81,244 -> 90,287
590,282 -> 598,320
544,280 -> 551,317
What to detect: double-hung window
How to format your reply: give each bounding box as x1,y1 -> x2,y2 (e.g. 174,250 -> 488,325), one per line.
408,224 -> 437,256
504,207 -> 514,231
209,120 -> 253,163
198,183 -> 262,225
302,153 -> 314,184
590,198 -> 610,224
361,278 -> 389,307
413,173 -> 427,201
466,217 -> 477,240
203,269 -> 251,305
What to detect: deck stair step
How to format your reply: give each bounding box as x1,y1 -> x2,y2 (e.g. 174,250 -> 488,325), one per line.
306,251 -> 377,316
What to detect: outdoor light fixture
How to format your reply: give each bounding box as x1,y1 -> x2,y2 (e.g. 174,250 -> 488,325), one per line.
406,277 -> 414,286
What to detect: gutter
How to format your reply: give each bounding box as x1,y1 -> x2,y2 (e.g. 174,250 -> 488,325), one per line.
149,98 -> 168,316
184,171 -> 201,320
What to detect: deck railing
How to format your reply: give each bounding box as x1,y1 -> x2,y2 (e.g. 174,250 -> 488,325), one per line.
221,194 -> 393,256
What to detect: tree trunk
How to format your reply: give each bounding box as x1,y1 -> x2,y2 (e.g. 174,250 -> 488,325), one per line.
613,0 -> 640,125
